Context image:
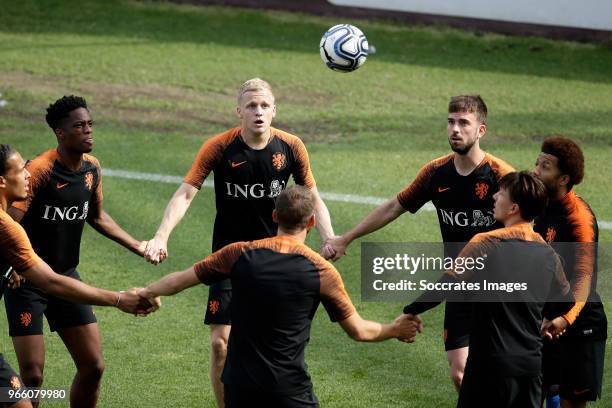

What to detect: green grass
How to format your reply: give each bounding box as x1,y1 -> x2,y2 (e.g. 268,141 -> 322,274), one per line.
0,0 -> 611,406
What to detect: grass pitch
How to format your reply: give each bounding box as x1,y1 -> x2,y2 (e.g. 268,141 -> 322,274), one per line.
0,1 -> 611,406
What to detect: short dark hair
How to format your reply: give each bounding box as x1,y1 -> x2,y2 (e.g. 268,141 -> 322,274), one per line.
448,95 -> 488,124
0,144 -> 16,177
275,185 -> 315,232
45,95 -> 88,130
499,171 -> 548,222
541,137 -> 584,189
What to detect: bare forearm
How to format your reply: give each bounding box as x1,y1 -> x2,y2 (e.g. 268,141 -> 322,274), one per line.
344,198 -> 405,244
154,185 -> 196,241
340,312 -> 419,343
314,193 -> 334,242
144,268 -> 200,297
353,320 -> 398,342
47,277 -> 118,306
23,263 -> 118,307
90,211 -> 142,255
340,313 -> 400,342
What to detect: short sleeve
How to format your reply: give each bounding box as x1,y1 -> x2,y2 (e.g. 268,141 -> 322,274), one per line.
487,154 -> 515,182
289,137 -> 316,189
319,261 -> 356,322
184,130 -> 236,189
396,161 -> 437,213
85,155 -> 104,218
194,242 -> 245,285
447,234 -> 495,281
0,214 -> 41,272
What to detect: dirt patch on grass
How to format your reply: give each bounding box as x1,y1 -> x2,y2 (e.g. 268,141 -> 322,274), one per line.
0,71 -> 235,133
276,87 -> 335,106
0,71 -> 338,140
273,119 -> 344,143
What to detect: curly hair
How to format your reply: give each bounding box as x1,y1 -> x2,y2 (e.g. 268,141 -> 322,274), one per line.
541,137 -> 584,189
45,95 -> 88,130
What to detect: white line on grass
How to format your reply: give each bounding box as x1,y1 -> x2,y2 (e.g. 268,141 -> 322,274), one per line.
104,168 -> 610,230
600,221 -> 612,230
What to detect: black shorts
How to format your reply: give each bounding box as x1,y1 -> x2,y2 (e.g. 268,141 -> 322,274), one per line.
443,302 -> 471,351
204,281 -> 232,326
224,384 -> 319,408
543,337 -> 605,402
0,354 -> 26,407
458,372 -> 541,408
4,269 -> 97,337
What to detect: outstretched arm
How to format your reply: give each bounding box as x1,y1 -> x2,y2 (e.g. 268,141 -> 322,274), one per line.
339,312 -> 422,343
402,239 -> 490,316
140,243 -> 240,299
326,197 -> 406,261
144,183 -> 199,264
402,273 -> 456,316
88,210 -> 146,256
21,261 -> 156,314
140,267 -> 201,298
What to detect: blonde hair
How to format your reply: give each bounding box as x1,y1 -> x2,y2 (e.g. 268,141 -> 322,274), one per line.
237,78 -> 274,104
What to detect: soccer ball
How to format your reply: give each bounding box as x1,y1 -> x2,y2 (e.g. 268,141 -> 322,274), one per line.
319,24 -> 369,72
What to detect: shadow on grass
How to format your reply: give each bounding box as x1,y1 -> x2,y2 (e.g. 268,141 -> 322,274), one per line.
1,0 -> 611,84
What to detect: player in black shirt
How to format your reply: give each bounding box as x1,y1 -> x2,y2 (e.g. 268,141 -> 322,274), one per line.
403,171 -> 573,408
533,137 -> 607,407
142,79 -> 335,407
0,144 -> 157,408
327,95 -> 513,390
4,97 -> 147,408
140,185 -> 420,408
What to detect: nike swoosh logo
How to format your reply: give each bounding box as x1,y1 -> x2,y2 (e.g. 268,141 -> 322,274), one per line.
231,161 -> 247,168
573,389 -> 590,395
56,182 -> 69,189
438,187 -> 450,192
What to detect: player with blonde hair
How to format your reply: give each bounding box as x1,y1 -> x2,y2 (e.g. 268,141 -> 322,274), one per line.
144,78 -> 335,407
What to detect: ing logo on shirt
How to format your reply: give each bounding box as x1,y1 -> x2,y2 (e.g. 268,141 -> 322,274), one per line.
209,299 -> 220,315
84,172 -> 94,191
439,209 -> 495,228
272,152 -> 286,171
19,312 -> 32,327
475,182 -> 489,200
9,376 -> 21,390
545,227 -> 556,243
224,180 -> 286,199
